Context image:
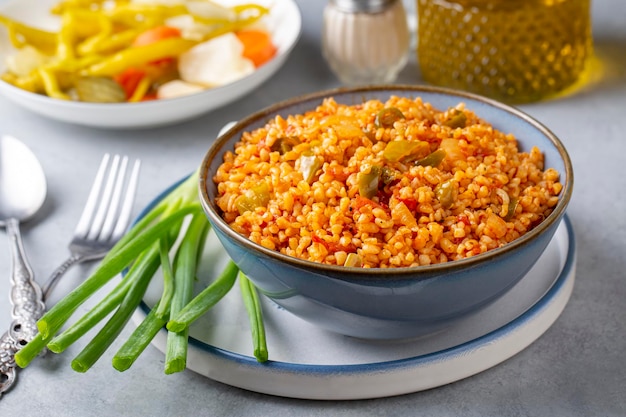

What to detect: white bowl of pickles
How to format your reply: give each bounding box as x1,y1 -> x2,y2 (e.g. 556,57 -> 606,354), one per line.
0,0 -> 301,129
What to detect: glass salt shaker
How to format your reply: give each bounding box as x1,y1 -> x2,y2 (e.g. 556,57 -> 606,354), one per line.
322,0 -> 411,85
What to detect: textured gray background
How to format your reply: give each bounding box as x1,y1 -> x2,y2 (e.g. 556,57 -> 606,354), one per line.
1,0 -> 625,415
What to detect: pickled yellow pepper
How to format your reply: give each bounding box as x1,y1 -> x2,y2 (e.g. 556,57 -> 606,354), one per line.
84,37 -> 196,76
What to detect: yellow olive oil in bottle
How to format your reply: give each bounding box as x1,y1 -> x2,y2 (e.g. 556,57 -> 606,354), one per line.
417,0 -> 593,103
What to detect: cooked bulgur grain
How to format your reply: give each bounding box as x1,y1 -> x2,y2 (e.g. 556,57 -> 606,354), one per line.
213,96 -> 562,268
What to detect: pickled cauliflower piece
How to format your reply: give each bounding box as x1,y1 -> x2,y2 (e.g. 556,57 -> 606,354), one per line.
5,45 -> 50,77
157,80 -> 205,99
178,32 -> 255,87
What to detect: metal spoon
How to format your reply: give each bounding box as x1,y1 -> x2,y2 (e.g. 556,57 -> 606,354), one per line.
0,135 -> 47,397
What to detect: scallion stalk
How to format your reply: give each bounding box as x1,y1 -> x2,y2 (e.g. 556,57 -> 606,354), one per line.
166,260 -> 238,333
155,237 -> 175,320
46,271 -> 137,354
111,303 -> 168,372
71,244 -> 162,373
239,272 -> 268,362
36,205 -> 201,340
164,213 -> 210,374
16,169 -> 271,374
14,333 -> 47,368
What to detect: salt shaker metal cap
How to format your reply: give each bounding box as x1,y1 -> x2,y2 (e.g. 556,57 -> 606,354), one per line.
329,0 -> 397,13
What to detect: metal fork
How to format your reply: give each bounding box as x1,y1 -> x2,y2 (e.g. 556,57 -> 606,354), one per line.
41,153 -> 141,301
0,153 -> 140,397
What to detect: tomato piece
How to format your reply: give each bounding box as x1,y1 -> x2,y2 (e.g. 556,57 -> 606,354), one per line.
398,198 -> 418,212
457,214 -> 471,226
353,195 -> 384,211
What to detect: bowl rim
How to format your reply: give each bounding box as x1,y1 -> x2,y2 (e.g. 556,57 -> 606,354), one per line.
199,84 -> 574,278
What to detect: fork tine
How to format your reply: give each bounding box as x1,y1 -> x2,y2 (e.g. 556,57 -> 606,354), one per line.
111,158 -> 141,241
86,155 -> 121,240
74,154 -> 111,238
99,156 -> 129,241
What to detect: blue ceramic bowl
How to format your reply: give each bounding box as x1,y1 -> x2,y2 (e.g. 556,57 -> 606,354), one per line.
198,86 -> 573,340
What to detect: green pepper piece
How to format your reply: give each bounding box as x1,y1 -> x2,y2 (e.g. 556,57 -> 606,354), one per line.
443,109 -> 467,129
383,140 -> 430,162
381,166 -> 398,185
375,107 -> 405,128
343,253 -> 362,267
270,136 -> 301,154
504,197 -> 519,221
415,149 -> 447,167
363,129 -> 377,142
236,182 -> 271,214
435,179 -> 456,209
358,166 -> 381,199
299,152 -> 323,184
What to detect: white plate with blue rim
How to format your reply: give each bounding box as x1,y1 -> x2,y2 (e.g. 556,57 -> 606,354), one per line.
0,0 -> 301,129
134,178 -> 576,400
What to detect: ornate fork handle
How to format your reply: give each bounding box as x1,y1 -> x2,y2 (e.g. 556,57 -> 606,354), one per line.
0,218 -> 45,396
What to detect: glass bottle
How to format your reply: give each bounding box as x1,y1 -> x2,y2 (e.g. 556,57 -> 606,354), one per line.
322,0 -> 411,85
416,0 -> 593,103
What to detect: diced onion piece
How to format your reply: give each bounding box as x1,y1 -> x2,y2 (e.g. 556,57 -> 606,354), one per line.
494,188 -> 510,218
391,199 -> 418,229
178,32 -> 255,87
439,138 -> 465,161
320,115 -> 363,138
485,213 -> 508,238
299,153 -> 323,184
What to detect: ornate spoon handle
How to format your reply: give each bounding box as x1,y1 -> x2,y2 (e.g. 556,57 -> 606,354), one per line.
0,331 -> 18,397
0,218 -> 45,396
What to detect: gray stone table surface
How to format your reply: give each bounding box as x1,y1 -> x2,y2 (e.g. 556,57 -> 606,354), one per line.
1,0 -> 625,415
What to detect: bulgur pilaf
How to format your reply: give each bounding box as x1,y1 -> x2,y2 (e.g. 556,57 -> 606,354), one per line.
213,96 -> 562,268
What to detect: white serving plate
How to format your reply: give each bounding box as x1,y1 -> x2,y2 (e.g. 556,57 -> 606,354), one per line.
134,207 -> 576,400
0,0 -> 301,129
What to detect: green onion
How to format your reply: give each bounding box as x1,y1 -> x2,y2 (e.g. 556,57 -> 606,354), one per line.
70,244 -> 162,373
14,333 -> 48,368
239,272 -> 268,362
166,260 -> 238,333
46,272 -> 136,354
164,213 -> 210,375
155,237 -> 175,320
15,169 -> 271,374
37,205 -> 201,340
112,305 -> 168,372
